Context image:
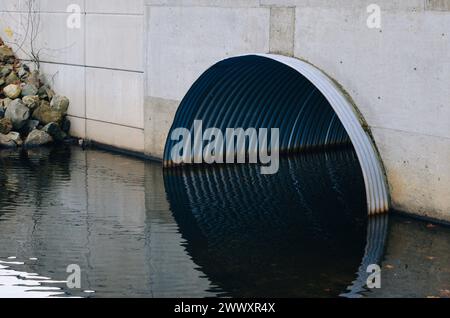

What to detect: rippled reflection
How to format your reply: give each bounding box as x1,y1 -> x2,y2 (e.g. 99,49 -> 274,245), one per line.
164,150 -> 372,297
0,147 -> 212,298
0,146 -> 448,298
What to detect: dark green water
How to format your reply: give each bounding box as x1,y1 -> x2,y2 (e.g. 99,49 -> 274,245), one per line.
0,146 -> 449,298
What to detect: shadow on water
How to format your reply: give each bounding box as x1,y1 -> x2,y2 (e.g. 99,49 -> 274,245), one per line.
164,149 -> 387,297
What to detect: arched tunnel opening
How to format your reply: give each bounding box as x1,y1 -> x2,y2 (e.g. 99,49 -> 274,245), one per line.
163,54 -> 389,216
160,54 -> 392,297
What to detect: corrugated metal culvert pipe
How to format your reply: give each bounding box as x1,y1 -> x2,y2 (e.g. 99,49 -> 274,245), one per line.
163,54 -> 390,216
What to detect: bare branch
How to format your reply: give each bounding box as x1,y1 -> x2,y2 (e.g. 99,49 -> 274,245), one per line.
4,0 -> 43,70
3,0 -> 76,72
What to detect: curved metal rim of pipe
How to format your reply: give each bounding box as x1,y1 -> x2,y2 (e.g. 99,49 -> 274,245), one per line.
163,54 -> 390,216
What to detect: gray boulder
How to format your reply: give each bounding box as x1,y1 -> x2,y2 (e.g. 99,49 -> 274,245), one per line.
0,117 -> 13,134
5,99 -> 30,130
22,95 -> 40,110
0,133 -> 16,148
0,65 -> 12,77
1,98 -> 12,109
25,129 -> 53,147
3,84 -> 21,99
0,45 -> 14,62
42,122 -> 66,142
22,119 -> 40,135
32,101 -> 64,125
5,131 -> 22,146
5,71 -> 19,85
50,95 -> 70,115
21,83 -> 38,96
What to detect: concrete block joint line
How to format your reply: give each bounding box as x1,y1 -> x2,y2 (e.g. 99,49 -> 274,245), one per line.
6,0 -> 450,220
163,54 -> 390,216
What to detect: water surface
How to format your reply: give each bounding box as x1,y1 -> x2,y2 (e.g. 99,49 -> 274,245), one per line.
0,147 -> 448,298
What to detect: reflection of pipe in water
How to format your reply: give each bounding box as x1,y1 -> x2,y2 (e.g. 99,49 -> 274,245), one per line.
342,214 -> 389,297
164,149 -> 386,297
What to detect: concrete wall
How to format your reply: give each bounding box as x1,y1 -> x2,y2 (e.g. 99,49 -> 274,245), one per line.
0,0 -> 145,153
1,0 -> 449,221
289,0 -> 450,222
143,0 -> 450,222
